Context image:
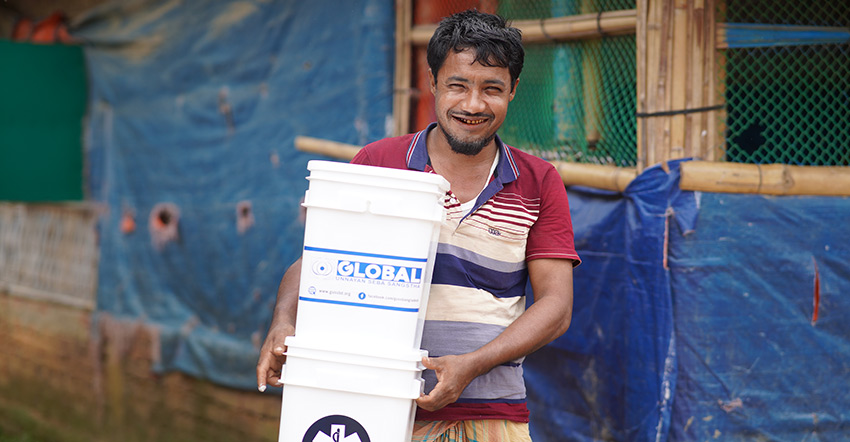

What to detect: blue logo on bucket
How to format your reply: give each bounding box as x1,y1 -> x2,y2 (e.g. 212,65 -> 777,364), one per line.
312,259 -> 334,276
302,415 -> 370,442
336,260 -> 422,283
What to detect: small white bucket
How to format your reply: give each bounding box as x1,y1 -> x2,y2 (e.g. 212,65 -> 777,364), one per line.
296,160 -> 449,354
278,336 -> 427,442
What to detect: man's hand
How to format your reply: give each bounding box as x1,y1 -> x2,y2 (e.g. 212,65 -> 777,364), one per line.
255,259 -> 302,393
256,323 -> 295,392
416,354 -> 483,411
416,258 -> 574,410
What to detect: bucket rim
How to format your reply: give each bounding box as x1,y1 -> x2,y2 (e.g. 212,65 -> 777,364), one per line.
285,335 -> 427,363
307,160 -> 449,190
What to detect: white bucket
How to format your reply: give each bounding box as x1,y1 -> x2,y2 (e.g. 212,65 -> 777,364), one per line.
278,336 -> 427,442
296,160 -> 449,354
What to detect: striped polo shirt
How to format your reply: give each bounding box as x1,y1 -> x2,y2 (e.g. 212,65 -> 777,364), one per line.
351,123 -> 580,422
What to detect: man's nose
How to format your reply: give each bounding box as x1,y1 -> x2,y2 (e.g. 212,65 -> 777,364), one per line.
460,89 -> 486,114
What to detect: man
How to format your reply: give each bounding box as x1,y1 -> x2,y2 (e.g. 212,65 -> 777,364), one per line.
257,9 -> 580,442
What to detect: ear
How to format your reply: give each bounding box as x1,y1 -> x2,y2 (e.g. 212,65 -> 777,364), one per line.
428,68 -> 437,95
509,78 -> 520,101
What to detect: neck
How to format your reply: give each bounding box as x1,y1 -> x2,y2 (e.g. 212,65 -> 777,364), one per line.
425,126 -> 499,204
425,126 -> 498,172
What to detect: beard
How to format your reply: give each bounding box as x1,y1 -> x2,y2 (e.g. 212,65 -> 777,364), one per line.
439,123 -> 497,156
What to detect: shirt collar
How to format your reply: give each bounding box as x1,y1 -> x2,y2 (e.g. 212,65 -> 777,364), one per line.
406,122 -> 519,185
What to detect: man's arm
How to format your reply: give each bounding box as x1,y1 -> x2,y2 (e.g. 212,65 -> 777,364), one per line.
416,258 -> 574,411
255,257 -> 302,392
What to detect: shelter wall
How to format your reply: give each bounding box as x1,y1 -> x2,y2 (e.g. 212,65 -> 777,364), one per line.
0,294 -> 280,442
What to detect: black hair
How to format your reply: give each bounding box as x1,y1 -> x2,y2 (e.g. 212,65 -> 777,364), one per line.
426,9 -> 524,91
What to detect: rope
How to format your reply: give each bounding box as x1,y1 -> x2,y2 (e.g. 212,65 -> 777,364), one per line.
636,104 -> 725,118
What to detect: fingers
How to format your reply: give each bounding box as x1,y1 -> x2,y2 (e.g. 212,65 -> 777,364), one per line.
256,343 -> 287,392
416,355 -> 459,411
421,355 -> 436,371
416,381 -> 455,412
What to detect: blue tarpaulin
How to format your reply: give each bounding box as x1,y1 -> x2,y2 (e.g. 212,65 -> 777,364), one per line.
525,160 -> 698,442
77,0 -> 395,390
74,1 -> 850,440
525,161 -> 850,441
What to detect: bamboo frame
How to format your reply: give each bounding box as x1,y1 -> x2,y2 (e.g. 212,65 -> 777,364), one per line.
636,0 -> 648,170
294,136 -> 637,192
294,136 -> 360,161
295,136 -> 850,196
410,10 -> 638,46
636,0 -> 720,171
552,161 -> 637,192
580,0 -> 602,148
393,0 -> 413,136
711,0 -> 727,161
680,161 -> 850,196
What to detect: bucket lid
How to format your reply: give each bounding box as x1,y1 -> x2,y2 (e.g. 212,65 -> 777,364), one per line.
307,160 -> 449,192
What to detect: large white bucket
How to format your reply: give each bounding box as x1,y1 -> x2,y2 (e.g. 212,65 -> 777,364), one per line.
296,160 -> 449,354
278,336 -> 427,442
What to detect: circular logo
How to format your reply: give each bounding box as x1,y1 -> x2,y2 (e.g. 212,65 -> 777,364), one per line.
302,415 -> 370,442
358,292 -> 366,300
312,259 -> 334,276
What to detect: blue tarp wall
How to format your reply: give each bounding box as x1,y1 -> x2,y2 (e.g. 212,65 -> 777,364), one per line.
75,1 -> 850,441
78,0 -> 395,389
525,160 -> 850,441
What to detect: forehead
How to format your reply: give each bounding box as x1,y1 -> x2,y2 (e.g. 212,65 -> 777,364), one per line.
440,49 -> 511,81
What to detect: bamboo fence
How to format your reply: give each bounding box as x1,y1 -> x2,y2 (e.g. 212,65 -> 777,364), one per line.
410,9 -> 638,46
636,0 -> 720,172
384,0 -> 849,196
0,202 -> 100,310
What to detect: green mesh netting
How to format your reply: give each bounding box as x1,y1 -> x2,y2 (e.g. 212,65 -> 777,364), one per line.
427,0 -> 637,166
723,1 -> 850,165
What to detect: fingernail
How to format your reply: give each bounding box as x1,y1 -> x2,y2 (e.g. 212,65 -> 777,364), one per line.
258,384 -> 266,393
274,347 -> 285,354
275,379 -> 284,386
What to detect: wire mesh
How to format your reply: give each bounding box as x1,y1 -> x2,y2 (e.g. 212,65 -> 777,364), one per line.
417,0 -> 637,166
722,1 -> 850,165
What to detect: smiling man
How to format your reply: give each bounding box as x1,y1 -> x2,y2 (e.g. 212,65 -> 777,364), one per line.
257,9 -> 580,442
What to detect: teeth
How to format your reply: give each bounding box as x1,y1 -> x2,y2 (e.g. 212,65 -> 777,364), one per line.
459,118 -> 485,124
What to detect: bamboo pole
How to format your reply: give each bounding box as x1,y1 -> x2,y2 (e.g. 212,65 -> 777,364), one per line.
410,10 -> 638,46
688,0 -> 706,158
553,161 -> 637,192
680,161 -> 850,196
670,0 -> 689,159
641,0 -> 664,170
294,136 -> 638,191
295,136 -> 850,196
580,0 -> 602,149
295,136 -> 360,161
637,0 -> 722,169
710,0 -> 726,161
655,0 -> 674,167
636,0 -> 649,171
393,0 -> 413,136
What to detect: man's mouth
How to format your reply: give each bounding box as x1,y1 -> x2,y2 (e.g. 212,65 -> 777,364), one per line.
453,115 -> 489,125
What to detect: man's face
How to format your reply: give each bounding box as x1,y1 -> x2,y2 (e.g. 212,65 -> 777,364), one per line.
430,49 -> 517,156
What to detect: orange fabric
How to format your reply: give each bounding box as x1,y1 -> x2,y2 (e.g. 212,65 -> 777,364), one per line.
12,12 -> 73,44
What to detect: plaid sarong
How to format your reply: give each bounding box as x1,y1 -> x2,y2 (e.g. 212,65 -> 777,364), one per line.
411,420 -> 532,442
